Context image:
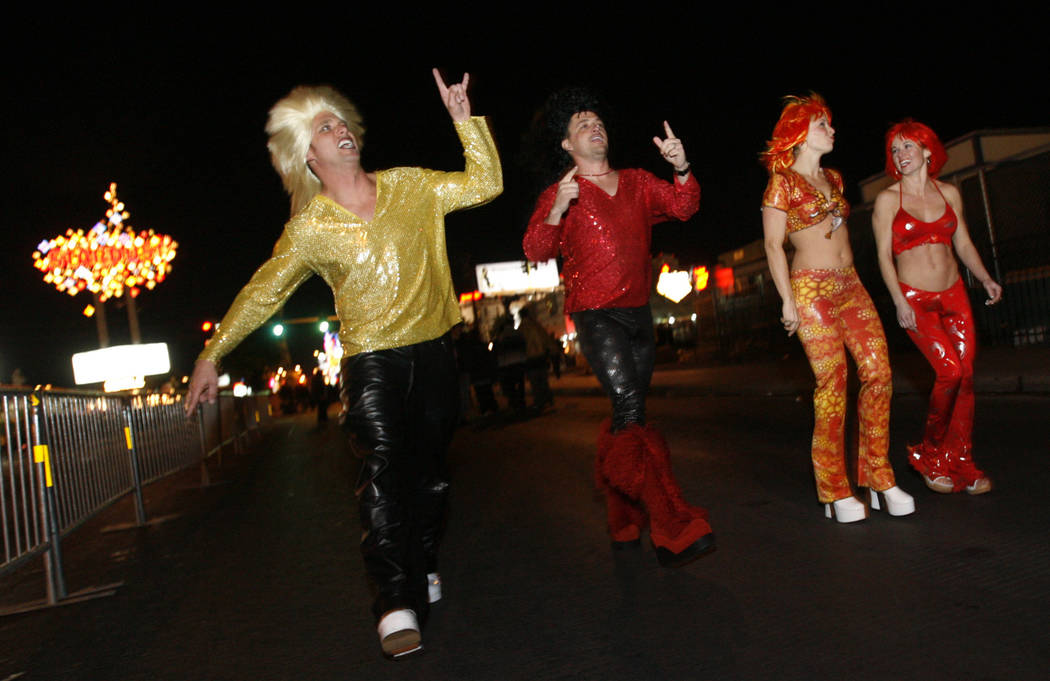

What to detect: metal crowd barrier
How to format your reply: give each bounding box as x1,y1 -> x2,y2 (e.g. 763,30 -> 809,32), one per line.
0,388 -> 272,616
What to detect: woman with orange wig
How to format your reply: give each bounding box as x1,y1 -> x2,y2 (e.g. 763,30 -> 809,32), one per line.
872,120 -> 1001,495
761,95 -> 914,522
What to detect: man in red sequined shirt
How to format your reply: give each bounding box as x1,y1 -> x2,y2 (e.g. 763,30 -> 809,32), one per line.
523,88 -> 712,567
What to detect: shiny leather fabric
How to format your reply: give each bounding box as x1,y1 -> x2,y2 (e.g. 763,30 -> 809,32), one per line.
900,278 -> 985,488
339,332 -> 459,621
572,305 -> 655,431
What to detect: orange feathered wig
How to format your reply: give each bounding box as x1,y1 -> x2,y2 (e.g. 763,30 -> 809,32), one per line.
884,120 -> 948,180
760,94 -> 832,173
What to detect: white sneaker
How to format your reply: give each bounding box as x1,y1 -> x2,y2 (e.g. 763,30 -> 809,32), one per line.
377,609 -> 422,658
824,496 -> 867,523
870,486 -> 915,516
427,572 -> 442,604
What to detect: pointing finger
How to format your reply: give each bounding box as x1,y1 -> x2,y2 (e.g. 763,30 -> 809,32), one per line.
663,120 -> 677,139
561,166 -> 579,183
461,72 -> 470,91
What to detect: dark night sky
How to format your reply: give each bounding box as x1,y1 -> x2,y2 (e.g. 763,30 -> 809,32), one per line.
2,11 -> 1046,386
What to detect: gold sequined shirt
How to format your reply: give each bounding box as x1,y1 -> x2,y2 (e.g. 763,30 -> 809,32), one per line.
199,116 -> 502,363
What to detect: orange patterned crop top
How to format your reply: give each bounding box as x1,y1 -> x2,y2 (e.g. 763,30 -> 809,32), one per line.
762,168 -> 850,238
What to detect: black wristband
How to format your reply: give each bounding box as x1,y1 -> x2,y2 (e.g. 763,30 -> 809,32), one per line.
675,164 -> 691,177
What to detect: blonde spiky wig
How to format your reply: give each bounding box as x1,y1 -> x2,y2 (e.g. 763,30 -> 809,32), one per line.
266,85 -> 365,216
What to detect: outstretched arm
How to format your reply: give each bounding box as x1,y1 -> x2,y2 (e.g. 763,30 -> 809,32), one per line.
652,121 -> 690,183
184,230 -> 312,415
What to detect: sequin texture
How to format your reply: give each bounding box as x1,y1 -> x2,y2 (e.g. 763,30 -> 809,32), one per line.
524,169 -> 699,313
199,117 -> 502,363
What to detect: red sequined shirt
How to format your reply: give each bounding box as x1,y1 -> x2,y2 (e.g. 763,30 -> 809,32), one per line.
524,169 -> 700,313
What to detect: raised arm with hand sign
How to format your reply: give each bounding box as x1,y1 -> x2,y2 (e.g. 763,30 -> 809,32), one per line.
652,120 -> 690,177
432,68 -> 470,122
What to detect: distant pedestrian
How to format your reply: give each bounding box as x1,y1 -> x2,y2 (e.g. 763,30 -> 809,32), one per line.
310,370 -> 329,423
454,325 -> 499,417
517,306 -> 554,409
492,314 -> 527,412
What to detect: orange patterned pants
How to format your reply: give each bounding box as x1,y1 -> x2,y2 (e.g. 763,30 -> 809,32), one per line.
791,267 -> 896,502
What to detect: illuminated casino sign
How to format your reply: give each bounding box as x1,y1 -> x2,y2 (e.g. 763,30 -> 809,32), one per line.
32,183 -> 177,302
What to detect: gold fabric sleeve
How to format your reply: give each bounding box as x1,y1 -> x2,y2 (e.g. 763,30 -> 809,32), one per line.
761,171 -> 790,213
198,116 -> 502,365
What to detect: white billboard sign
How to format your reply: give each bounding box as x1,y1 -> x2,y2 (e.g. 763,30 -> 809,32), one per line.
476,259 -> 560,296
72,343 -> 171,386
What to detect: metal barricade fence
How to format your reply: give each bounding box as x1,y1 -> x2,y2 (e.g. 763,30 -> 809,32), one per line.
0,388 -> 272,615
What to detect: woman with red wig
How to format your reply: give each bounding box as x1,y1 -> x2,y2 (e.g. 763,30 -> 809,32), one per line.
872,120 -> 1001,495
761,95 -> 914,522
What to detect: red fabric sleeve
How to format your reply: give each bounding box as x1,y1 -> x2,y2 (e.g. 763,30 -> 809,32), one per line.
523,183 -> 562,261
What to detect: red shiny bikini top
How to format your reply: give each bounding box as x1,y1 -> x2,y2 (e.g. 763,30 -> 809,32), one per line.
891,182 -> 957,256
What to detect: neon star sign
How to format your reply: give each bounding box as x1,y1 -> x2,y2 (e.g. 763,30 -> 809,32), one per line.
32,183 -> 177,302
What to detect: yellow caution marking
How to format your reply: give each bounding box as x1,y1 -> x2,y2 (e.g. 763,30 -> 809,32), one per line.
33,444 -> 54,487
124,426 -> 133,450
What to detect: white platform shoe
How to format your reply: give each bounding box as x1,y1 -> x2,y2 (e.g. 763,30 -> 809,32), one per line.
824,496 -> 867,523
870,486 -> 916,516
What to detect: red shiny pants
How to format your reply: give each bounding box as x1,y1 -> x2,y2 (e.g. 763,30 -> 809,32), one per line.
792,267 -> 896,502
900,278 -> 985,489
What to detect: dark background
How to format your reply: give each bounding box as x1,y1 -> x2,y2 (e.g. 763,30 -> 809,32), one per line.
3,10 -> 1046,386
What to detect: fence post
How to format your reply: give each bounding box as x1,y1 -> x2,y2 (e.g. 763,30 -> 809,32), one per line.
197,403 -> 212,487
976,167 -> 1003,283
123,402 -> 147,527
30,392 -> 67,604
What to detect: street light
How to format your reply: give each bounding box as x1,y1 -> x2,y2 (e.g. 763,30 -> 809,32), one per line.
273,324 -> 284,337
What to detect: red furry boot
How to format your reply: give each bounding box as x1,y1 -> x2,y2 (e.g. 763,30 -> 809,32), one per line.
597,420 -> 714,566
596,420 -> 647,545
638,424 -> 714,566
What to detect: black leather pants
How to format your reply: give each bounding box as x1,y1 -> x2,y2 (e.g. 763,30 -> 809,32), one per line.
572,305 -> 655,431
339,332 -> 459,622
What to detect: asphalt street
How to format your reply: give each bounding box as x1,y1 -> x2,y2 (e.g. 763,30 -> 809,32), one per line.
1,385 -> 1048,680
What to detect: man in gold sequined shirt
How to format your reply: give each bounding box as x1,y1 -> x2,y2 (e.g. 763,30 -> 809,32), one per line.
184,70 -> 502,659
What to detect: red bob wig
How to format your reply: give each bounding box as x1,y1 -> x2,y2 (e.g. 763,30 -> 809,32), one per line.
885,120 -> 948,180
761,94 -> 832,173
